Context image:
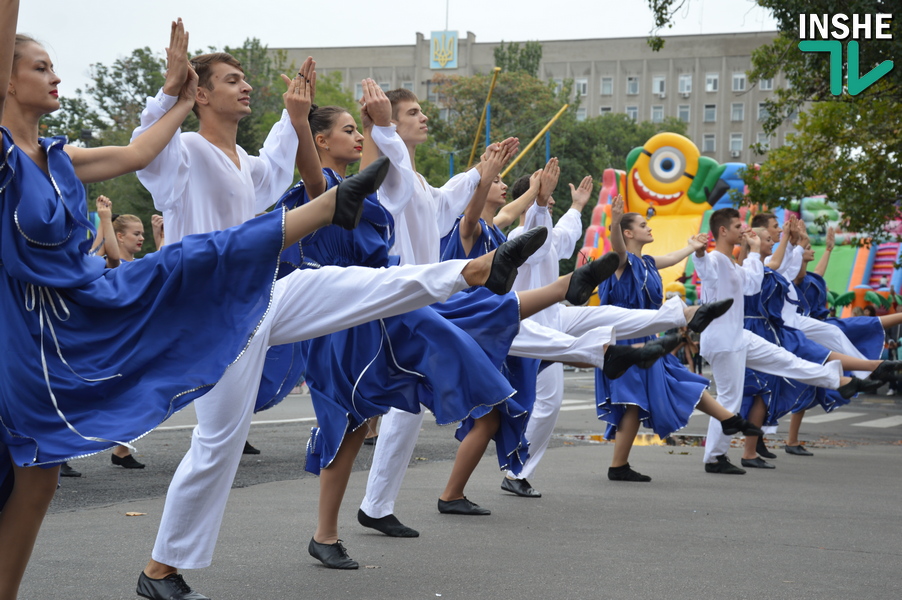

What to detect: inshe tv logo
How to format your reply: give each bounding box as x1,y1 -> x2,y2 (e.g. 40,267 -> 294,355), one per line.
798,13 -> 894,96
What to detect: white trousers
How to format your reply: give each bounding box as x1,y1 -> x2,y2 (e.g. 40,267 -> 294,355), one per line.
702,330 -> 843,463
797,315 -> 869,378
360,297 -> 687,518
152,261 -> 471,569
506,296 -> 688,481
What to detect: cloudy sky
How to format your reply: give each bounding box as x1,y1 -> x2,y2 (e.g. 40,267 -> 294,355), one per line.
18,0 -> 778,95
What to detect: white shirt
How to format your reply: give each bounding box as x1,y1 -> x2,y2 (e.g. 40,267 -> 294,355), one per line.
695,249 -> 763,354
370,125 -> 480,265
777,243 -> 805,328
508,204 -> 583,327
131,90 -> 299,242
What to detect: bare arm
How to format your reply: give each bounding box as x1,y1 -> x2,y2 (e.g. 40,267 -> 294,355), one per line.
655,233 -> 708,269
286,57 -> 326,199
95,196 -> 120,267
814,226 -> 835,277
151,214 -> 165,249
0,0 -> 18,124
459,138 -> 518,242
608,195 -> 628,274
495,157 -> 555,229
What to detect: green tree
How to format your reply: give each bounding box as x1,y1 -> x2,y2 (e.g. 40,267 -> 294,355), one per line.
647,0 -> 901,239
493,40 -> 544,77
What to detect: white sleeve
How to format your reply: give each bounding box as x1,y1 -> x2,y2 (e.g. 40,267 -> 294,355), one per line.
741,252 -> 765,295
132,89 -> 189,211
370,125 -> 415,216
552,208 -> 584,258
246,110 -> 300,213
518,202 -> 553,265
777,244 -> 804,281
434,169 -> 482,237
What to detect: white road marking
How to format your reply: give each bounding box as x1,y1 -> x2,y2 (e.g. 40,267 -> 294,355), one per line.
851,416 -> 902,429
559,403 -> 597,412
799,411 -> 866,424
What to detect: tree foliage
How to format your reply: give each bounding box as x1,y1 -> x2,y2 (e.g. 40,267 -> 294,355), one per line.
493,41 -> 544,77
647,0 -> 901,239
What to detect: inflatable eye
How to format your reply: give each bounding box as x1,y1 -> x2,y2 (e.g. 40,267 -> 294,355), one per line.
648,146 -> 686,184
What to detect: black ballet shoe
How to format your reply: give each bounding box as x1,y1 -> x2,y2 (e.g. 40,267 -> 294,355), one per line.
357,509 -> 419,537
644,333 -> 682,357
720,415 -> 765,437
602,343 -> 668,380
608,463 -> 652,482
687,299 -> 734,333
332,156 -> 391,230
565,252 -> 620,306
111,453 -> 145,469
308,537 -> 359,569
867,360 -> 902,383
484,227 -> 548,295
837,377 -> 883,399
756,436 -> 777,459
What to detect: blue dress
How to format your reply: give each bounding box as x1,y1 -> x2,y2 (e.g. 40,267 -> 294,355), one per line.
742,268 -> 836,423
594,253 -> 709,439
276,171 -> 527,475
0,128 -> 286,508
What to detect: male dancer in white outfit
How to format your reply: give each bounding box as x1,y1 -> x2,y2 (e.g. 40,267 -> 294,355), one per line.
129,49 -> 544,600
697,208 -> 879,474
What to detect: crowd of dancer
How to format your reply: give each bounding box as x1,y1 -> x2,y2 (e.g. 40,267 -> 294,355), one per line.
1,6 -> 899,600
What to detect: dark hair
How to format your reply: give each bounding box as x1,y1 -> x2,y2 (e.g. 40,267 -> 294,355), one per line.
710,207 -> 740,240
750,212 -> 776,228
386,88 -> 419,119
308,104 -> 351,138
13,34 -> 40,69
620,212 -> 643,232
509,175 -> 531,201
188,52 -> 244,116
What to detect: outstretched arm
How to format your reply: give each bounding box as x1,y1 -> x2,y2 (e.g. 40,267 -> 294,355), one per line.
495,157 -> 557,229
0,0 -> 19,124
459,138 -> 518,239
655,233 -> 708,269
814,227 -> 835,277
66,19 -> 196,183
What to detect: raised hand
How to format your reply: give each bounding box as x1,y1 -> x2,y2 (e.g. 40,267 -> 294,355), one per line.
826,226 -> 835,251
95,195 -> 113,220
568,175 -> 594,212
538,157 -> 560,206
360,79 -> 392,129
746,228 -> 761,253
163,18 -> 191,97
610,194 -> 624,224
281,56 -> 315,124
688,232 -> 708,251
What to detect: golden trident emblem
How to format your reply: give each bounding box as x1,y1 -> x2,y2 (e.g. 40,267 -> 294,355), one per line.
433,33 -> 456,68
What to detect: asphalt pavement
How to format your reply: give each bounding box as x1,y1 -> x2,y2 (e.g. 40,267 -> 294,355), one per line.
21,371 -> 902,600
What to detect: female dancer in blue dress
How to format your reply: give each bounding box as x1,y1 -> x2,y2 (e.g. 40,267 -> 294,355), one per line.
272,82 -> 614,567
0,11 -> 534,596
596,198 -> 765,481
786,228 -> 902,455
737,227 -> 896,468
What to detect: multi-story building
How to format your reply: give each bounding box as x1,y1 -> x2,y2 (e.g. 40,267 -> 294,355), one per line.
279,30 -> 790,165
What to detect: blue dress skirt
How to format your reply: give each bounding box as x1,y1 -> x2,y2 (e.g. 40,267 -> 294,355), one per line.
276,172 -> 527,475
0,129 -> 286,508
741,268 -> 835,423
594,253 -> 709,439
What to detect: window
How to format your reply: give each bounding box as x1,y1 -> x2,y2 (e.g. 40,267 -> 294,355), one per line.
731,103 -> 745,122
651,105 -> 664,123
401,81 -> 414,90
704,104 -> 717,122
626,105 -> 638,121
732,72 -> 746,92
552,78 -> 563,94
756,132 -> 771,150
758,102 -> 770,121
759,78 -> 773,91
438,108 -> 451,121
600,77 -> 613,95
426,81 -> 439,102
576,107 -> 588,122
788,109 -> 799,122
354,83 -> 364,100
575,78 -> 588,96
679,74 -> 692,94
627,76 -> 639,95
678,105 -> 690,123
599,106 -> 613,114
730,133 -> 743,153
378,82 -> 391,93
706,73 -> 719,92
702,134 -> 716,153
653,76 -> 666,96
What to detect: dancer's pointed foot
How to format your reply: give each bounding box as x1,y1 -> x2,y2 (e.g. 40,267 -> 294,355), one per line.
644,333 -> 682,357
484,226 -> 548,295
565,252 -> 620,306
868,360 -> 902,383
837,376 -> 882,399
602,343 -> 668,380
332,156 -> 390,229
687,299 -> 734,333
756,437 -> 777,459
357,509 -> 419,537
720,414 -> 764,437
607,463 -> 652,482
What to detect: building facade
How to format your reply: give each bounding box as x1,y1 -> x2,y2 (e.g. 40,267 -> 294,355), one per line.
279,30 -> 790,165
